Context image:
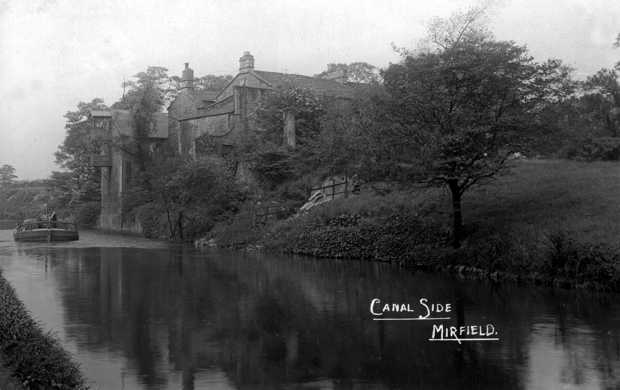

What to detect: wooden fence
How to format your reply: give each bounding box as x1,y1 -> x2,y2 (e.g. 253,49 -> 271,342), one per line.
215,177 -> 360,245
310,177 -> 359,200
252,202 -> 295,226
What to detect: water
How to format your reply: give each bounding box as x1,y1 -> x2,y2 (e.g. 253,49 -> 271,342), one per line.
0,230 -> 619,389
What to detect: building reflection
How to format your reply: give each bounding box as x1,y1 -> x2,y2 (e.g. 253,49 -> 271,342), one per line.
10,245 -> 620,390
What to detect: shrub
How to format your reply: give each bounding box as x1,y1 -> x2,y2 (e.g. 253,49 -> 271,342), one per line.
568,137 -> 620,161
444,231 -> 539,273
545,231 -> 620,286
75,201 -> 100,228
136,203 -> 166,239
262,191 -> 449,262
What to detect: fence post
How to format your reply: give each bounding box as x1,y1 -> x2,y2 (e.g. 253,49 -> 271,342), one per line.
331,178 -> 335,200
344,177 -> 349,198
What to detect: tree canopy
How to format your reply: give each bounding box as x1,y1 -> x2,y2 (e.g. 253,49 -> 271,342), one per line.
316,62 -> 382,84
377,9 -> 573,246
0,164 -> 17,188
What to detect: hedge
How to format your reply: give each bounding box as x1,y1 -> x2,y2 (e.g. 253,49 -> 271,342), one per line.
0,273 -> 87,389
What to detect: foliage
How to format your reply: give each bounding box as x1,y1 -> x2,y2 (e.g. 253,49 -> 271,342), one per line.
169,74 -> 233,93
239,86 -> 365,193
126,156 -> 244,240
0,178 -> 73,220
262,191 -> 450,261
54,98 -> 105,219
315,62 -> 382,84
546,36 -> 620,159
259,160 -> 620,290
578,68 -> 620,137
75,201 -> 100,228
114,66 -> 176,111
545,231 -> 619,286
0,272 -> 87,389
564,137 -> 620,161
238,87 -> 325,189
56,98 -> 106,193
195,74 -> 233,91
376,9 -> 573,246
0,164 -> 17,188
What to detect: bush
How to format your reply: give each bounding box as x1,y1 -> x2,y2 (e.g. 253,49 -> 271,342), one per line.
443,231 -> 539,273
545,231 -> 620,286
135,203 -> 167,239
0,273 -> 86,389
565,137 -> 620,161
262,191 -> 450,262
75,201 -> 100,228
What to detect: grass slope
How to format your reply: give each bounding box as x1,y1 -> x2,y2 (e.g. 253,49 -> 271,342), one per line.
464,159 -> 620,245
259,159 -> 620,290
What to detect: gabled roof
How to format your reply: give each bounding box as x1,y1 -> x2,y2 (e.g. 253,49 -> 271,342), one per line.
181,95 -> 235,121
195,90 -> 219,102
180,67 -> 365,121
253,70 -> 359,98
168,88 -> 221,119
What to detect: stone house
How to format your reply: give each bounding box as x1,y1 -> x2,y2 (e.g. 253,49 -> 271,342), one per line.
93,51 -> 362,232
168,52 -> 361,178
90,109 -> 168,232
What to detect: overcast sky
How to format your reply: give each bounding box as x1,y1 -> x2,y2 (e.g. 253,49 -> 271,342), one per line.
1,0 -> 619,179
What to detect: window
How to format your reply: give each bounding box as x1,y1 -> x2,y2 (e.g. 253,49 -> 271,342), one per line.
123,161 -> 132,191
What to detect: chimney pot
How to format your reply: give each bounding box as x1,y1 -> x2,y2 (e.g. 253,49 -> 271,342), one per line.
181,62 -> 194,90
239,51 -> 254,73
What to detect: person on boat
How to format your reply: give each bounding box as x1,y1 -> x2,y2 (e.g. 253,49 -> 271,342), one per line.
50,211 -> 57,228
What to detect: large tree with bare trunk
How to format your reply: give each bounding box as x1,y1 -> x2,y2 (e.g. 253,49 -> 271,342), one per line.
380,9 -> 572,247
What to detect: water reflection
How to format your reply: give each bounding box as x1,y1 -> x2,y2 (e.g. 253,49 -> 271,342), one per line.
0,231 -> 619,389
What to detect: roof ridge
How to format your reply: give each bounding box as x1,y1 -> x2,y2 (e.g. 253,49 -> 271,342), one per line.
254,69 -> 323,80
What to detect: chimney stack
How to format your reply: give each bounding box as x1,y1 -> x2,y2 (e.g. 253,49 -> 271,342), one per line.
181,62 -> 194,90
239,51 -> 254,73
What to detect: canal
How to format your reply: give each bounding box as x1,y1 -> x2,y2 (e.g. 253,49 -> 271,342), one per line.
0,229 -> 619,389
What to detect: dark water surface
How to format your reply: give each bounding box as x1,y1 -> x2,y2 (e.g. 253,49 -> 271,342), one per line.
0,230 -> 619,389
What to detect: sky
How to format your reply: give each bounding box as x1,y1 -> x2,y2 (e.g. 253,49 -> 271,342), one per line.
1,0 -> 619,180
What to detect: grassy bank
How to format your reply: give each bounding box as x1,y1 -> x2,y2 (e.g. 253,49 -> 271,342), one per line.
245,159 -> 620,291
0,272 -> 87,389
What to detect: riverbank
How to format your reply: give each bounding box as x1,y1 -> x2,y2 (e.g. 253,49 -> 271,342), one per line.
0,271 -> 87,389
204,159 -> 620,292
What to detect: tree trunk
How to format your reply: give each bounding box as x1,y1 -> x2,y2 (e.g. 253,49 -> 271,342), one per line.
177,211 -> 184,241
448,179 -> 463,248
166,207 -> 176,239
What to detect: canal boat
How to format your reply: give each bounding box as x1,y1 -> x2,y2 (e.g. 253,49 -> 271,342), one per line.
13,219 -> 79,242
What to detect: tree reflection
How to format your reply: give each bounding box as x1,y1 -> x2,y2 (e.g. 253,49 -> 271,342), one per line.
12,245 -> 620,390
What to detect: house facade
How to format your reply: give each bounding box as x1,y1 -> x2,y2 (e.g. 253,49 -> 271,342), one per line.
170,51 -> 360,160
93,52 -> 361,233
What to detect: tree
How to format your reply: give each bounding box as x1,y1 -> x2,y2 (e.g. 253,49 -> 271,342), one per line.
129,156 -> 242,240
316,62 -> 382,84
114,66 -> 176,111
195,74 -> 233,91
241,87 -> 326,190
0,164 -> 17,188
55,98 -> 106,206
380,9 -> 572,247
237,85 -> 364,197
113,67 -> 172,174
579,68 -> 620,139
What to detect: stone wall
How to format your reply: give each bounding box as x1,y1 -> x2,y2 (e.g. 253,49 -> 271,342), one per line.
97,147 -> 143,234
